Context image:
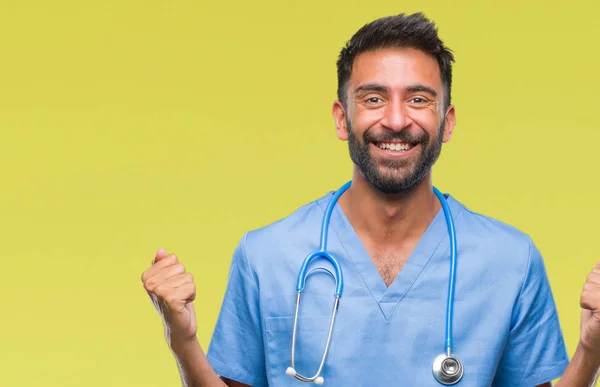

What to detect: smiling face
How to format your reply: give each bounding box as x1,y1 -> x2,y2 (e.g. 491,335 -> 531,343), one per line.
333,47 -> 456,194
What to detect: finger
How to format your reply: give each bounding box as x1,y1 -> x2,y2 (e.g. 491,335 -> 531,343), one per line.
160,283 -> 196,313
147,275 -> 195,311
168,282 -> 196,305
142,254 -> 179,282
580,282 -> 600,311
143,263 -> 187,292
176,282 -> 196,302
156,272 -> 194,291
153,248 -> 169,264
587,270 -> 600,286
146,273 -> 193,307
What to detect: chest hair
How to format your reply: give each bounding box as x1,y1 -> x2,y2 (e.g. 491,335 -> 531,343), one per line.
369,247 -> 413,287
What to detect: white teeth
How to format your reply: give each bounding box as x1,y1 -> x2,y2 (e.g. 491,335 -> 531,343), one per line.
377,142 -> 413,152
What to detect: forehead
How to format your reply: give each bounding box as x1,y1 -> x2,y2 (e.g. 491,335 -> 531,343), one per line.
350,47 -> 442,92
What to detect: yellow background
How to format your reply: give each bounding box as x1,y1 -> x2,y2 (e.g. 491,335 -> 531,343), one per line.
0,0 -> 598,385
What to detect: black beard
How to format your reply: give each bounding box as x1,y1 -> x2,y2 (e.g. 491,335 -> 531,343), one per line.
346,118 -> 444,194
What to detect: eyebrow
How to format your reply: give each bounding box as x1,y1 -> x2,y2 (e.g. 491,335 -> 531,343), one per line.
354,83 -> 438,98
354,83 -> 388,94
406,85 -> 438,97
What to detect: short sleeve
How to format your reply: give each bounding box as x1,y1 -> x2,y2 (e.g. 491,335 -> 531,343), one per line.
206,233 -> 267,387
492,237 -> 570,386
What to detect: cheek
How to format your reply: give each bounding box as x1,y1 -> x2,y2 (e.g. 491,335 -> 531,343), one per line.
353,110 -> 382,133
410,110 -> 442,136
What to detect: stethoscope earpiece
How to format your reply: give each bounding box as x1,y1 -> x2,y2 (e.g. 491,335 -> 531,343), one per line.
432,353 -> 464,385
286,366 -> 326,385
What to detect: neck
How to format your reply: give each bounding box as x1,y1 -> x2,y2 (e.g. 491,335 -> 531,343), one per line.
338,169 -> 441,245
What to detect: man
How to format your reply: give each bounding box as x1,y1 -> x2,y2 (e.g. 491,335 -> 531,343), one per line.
142,13 -> 600,386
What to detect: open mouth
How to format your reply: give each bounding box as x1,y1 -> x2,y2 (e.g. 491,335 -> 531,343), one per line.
375,141 -> 416,153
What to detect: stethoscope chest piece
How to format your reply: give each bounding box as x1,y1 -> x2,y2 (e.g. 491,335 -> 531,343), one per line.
432,353 -> 463,385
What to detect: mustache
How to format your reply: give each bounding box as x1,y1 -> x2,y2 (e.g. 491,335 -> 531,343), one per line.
363,128 -> 428,144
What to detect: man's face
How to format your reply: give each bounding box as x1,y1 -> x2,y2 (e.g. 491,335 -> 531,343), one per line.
333,47 -> 455,194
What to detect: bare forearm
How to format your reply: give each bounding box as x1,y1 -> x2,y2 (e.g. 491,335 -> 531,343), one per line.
556,342 -> 600,387
169,337 -> 227,387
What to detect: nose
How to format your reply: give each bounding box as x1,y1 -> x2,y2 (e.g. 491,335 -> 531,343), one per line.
380,100 -> 413,131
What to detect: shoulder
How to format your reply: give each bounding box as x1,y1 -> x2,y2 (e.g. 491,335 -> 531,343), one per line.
449,195 -> 544,279
447,196 -> 554,320
451,195 -> 536,251
248,194 -> 327,240
234,190 -> 332,266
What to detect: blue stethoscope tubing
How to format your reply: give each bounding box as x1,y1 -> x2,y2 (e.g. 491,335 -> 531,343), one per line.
286,180 -> 463,385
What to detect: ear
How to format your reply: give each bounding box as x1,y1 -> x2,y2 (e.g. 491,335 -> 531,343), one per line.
442,105 -> 456,143
332,100 -> 349,141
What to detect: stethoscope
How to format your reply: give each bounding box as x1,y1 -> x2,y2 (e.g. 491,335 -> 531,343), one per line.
285,180 -> 463,385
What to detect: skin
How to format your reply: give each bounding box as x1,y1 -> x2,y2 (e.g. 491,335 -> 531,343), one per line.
332,47 -> 454,287
141,47 -> 600,386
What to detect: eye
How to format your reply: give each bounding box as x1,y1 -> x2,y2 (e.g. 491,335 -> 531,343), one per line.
365,97 -> 383,104
410,97 -> 427,104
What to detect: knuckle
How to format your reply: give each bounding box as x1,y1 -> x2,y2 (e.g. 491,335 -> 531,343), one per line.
185,281 -> 195,290
153,283 -> 167,296
587,273 -> 595,283
144,279 -> 156,292
153,285 -> 164,295
162,255 -> 177,266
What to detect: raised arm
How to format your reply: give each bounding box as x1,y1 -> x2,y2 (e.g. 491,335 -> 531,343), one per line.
142,249 -> 251,387
553,263 -> 600,387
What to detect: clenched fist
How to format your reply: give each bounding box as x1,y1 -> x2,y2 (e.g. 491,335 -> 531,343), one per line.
579,262 -> 600,356
142,248 -> 197,344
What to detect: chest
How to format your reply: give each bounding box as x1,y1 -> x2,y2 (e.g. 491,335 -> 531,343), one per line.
366,244 -> 416,287
258,234 -> 523,386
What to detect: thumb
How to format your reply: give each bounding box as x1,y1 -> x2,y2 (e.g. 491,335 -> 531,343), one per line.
153,248 -> 169,263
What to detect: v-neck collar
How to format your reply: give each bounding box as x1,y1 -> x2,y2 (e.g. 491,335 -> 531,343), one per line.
316,188 -> 465,321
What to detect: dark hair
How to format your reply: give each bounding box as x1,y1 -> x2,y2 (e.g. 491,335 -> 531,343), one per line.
336,12 -> 455,109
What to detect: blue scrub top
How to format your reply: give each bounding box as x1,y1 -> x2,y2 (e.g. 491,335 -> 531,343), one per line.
206,188 -> 569,386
